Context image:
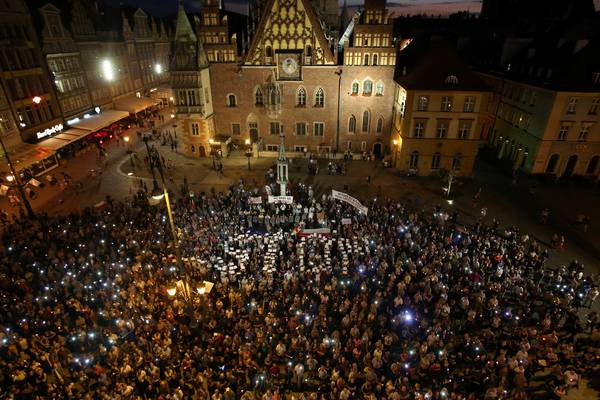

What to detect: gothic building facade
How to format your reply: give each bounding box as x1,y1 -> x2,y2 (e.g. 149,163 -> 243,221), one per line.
174,0 -> 397,158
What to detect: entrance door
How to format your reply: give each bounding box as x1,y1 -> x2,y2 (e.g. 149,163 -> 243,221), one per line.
250,127 -> 258,143
562,155 -> 578,177
199,146 -> 206,158
373,143 -> 382,157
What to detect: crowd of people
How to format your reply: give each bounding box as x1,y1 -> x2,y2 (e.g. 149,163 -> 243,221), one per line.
1,183 -> 599,399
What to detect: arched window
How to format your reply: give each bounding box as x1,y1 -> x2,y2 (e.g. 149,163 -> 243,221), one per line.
315,87 -> 324,107
269,87 -> 280,105
373,54 -> 378,65
375,81 -> 384,96
363,80 -> 372,95
362,110 -> 370,133
376,117 -> 383,134
265,45 -> 273,57
364,54 -> 369,65
306,45 -> 312,59
409,151 -> 419,169
349,115 -> 356,133
586,155 -> 599,174
255,88 -> 263,105
445,75 -> 459,85
351,82 -> 359,95
227,94 -> 237,107
297,87 -> 306,106
431,152 -> 441,169
191,145 -> 195,153
452,153 -> 463,171
546,154 -> 559,173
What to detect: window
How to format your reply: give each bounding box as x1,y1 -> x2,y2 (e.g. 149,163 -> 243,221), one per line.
349,115 -> 356,133
296,122 -> 306,136
436,120 -> 448,139
191,145 -> 195,153
546,154 -> 559,173
530,92 -> 537,106
347,141 -> 352,150
558,126 -> 569,141
315,88 -> 324,107
445,75 -> 458,85
227,94 -> 237,107
463,96 -> 475,112
191,123 -> 199,136
231,123 -> 241,135
409,151 -> 419,169
567,97 -> 578,114
431,152 -> 441,170
452,153 -> 462,171
269,87 -> 280,105
265,46 -> 273,58
414,121 -> 425,138
579,126 -> 589,141
364,54 -> 369,65
589,98 -> 599,115
266,144 -> 279,151
586,155 -> 599,174
297,87 -> 306,106
361,141 -> 367,151
417,96 -> 429,111
375,81 -> 384,96
363,80 -> 372,95
270,122 -> 281,135
255,88 -> 263,105
314,122 -> 324,136
362,110 -> 370,133
373,54 -> 378,65
458,121 -> 471,139
376,117 -> 383,134
441,96 -> 453,112
351,82 -> 359,95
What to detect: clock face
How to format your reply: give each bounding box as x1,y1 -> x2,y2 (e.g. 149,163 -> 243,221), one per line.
282,57 -> 298,75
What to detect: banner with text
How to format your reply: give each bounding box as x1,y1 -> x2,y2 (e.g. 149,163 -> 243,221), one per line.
331,190 -> 368,215
268,195 -> 294,204
248,196 -> 263,204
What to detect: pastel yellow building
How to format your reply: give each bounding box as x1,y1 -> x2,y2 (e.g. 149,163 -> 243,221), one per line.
392,41 -> 493,177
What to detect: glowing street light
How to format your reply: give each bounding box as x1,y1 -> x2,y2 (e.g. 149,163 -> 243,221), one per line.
32,96 -> 42,104
154,63 -> 163,74
101,59 -> 115,81
6,174 -> 14,182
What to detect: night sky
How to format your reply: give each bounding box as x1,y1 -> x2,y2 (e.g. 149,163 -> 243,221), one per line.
101,0 -> 600,16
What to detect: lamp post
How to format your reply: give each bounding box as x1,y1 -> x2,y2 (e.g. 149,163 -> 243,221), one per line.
245,138 -> 252,170
392,139 -> 399,168
0,121 -> 35,218
208,138 -> 217,170
124,136 -> 134,167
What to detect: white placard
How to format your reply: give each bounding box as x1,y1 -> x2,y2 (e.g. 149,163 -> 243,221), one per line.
248,196 -> 262,204
342,218 -> 352,225
331,190 -> 368,215
268,195 -> 294,204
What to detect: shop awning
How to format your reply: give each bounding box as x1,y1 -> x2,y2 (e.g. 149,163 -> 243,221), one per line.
38,128 -> 90,151
69,110 -> 129,132
114,96 -> 159,114
1,142 -> 55,172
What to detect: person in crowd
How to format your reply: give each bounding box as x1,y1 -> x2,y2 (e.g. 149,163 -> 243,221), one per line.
0,183 -> 598,399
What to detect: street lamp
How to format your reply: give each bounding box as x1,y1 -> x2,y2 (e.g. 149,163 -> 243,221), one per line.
0,119 -> 35,218
392,139 -> 399,168
245,138 -> 252,170
154,63 -> 163,74
208,138 -> 217,170
101,59 -> 115,81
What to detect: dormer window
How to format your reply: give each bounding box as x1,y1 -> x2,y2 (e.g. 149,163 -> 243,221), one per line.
445,75 -> 459,85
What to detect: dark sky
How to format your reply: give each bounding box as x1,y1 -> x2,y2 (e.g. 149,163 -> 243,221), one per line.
100,0 -> 599,17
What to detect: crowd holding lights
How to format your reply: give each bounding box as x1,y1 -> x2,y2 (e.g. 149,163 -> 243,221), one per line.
0,183 -> 599,399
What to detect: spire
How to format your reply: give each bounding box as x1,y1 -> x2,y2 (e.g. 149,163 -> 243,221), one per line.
174,0 -> 196,42
276,131 -> 288,195
278,131 -> 286,162
341,0 -> 349,31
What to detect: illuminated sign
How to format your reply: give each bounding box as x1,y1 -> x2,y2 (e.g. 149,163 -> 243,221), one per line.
36,123 -> 63,140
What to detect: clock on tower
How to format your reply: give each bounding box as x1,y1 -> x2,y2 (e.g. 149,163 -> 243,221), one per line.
277,51 -> 302,81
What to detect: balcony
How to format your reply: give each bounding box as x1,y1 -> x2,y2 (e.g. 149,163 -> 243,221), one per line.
176,105 -> 204,117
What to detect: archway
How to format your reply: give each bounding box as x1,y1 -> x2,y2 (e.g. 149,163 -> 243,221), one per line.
199,146 -> 206,158
373,143 -> 382,157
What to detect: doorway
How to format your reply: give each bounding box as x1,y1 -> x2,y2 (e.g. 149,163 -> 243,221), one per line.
373,142 -> 382,157
199,146 -> 206,158
562,155 -> 578,177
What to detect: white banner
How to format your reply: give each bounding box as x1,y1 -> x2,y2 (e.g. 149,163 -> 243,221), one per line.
331,190 -> 368,215
341,218 -> 352,225
299,227 -> 331,236
248,196 -> 262,204
268,195 -> 294,204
